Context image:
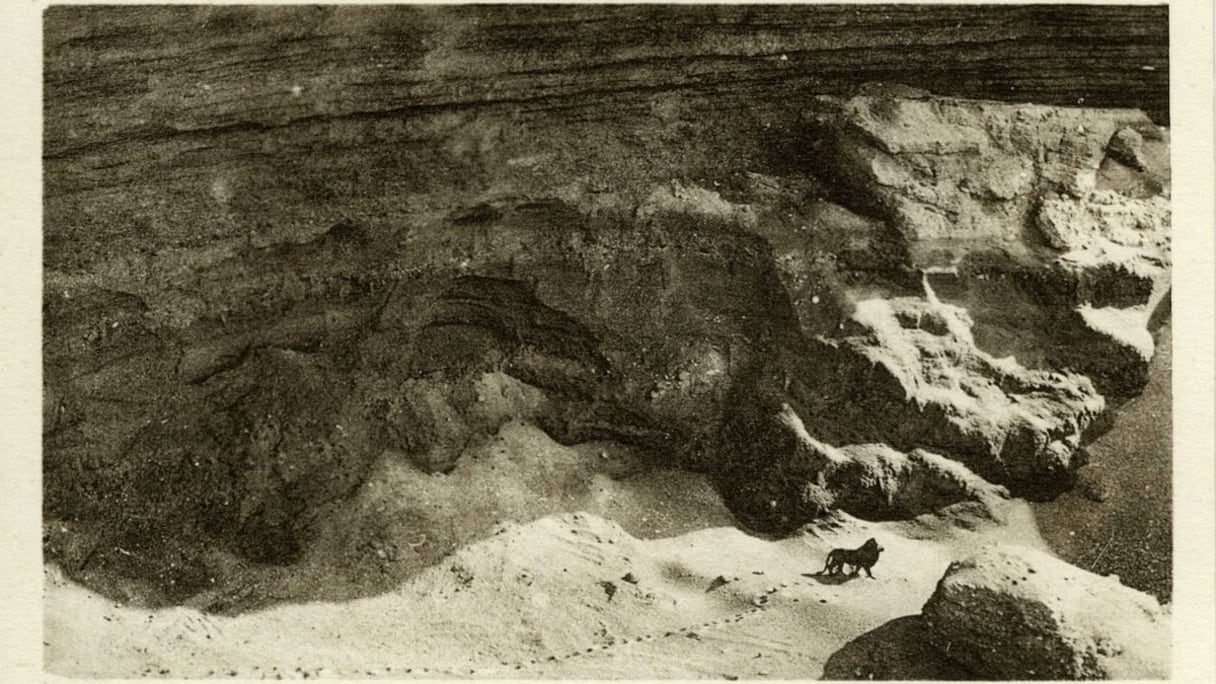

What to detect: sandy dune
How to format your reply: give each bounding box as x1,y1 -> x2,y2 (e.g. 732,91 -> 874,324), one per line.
46,499 -> 1046,679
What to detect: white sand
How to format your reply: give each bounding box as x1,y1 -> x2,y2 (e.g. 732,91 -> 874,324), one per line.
45,499 -> 1047,680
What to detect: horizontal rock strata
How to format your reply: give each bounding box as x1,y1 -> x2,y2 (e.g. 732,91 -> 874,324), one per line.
43,5 -> 1169,611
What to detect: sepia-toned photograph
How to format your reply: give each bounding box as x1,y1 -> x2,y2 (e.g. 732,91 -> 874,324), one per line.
33,2 -> 1200,680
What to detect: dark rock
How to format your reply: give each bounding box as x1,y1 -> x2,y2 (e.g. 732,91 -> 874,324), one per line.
598,580 -> 617,601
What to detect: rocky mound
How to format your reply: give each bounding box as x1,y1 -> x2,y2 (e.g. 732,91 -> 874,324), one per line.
922,545 -> 1170,679
824,296 -> 1103,492
713,291 -> 1104,531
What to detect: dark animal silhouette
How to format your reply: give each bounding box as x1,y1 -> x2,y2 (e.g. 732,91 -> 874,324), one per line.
820,538 -> 884,578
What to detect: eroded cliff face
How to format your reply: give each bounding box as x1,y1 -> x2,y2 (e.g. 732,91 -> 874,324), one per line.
43,6 -> 1169,611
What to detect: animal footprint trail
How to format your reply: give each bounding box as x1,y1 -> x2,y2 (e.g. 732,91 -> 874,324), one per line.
179,572 -> 837,679
449,573 -> 829,678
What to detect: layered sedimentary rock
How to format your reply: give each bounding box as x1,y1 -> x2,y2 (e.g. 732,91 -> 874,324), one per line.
922,545 -> 1170,679
43,5 -> 1169,611
43,147 -> 1167,607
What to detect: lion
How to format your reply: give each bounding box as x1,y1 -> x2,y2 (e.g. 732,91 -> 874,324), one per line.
820,538 -> 884,578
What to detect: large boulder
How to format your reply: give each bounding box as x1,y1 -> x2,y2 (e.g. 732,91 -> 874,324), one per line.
922,545 -> 1170,679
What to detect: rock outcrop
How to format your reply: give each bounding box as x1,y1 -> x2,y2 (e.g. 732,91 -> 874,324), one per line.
806,92 -> 1166,265
828,297 -> 1103,491
777,417 -> 1013,522
922,545 -> 1171,679
807,90 -> 1171,401
42,4 -> 1170,612
714,293 -> 1104,531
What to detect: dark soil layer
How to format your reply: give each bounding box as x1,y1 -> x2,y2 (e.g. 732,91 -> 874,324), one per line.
1033,323 -> 1173,602
44,4 -> 1168,273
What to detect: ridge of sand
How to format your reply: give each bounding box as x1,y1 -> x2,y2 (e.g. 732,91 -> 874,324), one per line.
46,502 -> 1047,679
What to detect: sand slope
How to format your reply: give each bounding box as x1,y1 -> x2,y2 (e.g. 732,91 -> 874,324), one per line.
1033,323 -> 1173,600
46,502 -> 1046,679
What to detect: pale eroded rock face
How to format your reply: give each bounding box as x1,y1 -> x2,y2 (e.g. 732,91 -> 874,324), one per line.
806,93 -> 1163,264
842,297 -> 1103,487
714,294 -> 1103,531
807,91 -> 1171,402
922,545 -> 1170,679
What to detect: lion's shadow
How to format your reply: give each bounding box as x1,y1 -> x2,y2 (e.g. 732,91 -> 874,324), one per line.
801,572 -> 867,585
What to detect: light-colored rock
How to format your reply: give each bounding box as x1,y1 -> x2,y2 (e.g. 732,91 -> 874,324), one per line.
635,180 -> 758,230
1106,126 -> 1147,170
1077,305 -> 1156,361
808,90 -> 1170,400
777,405 -> 1010,520
808,92 -> 1157,266
841,296 -> 1105,489
1037,191 -> 1169,255
922,544 -> 1170,679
